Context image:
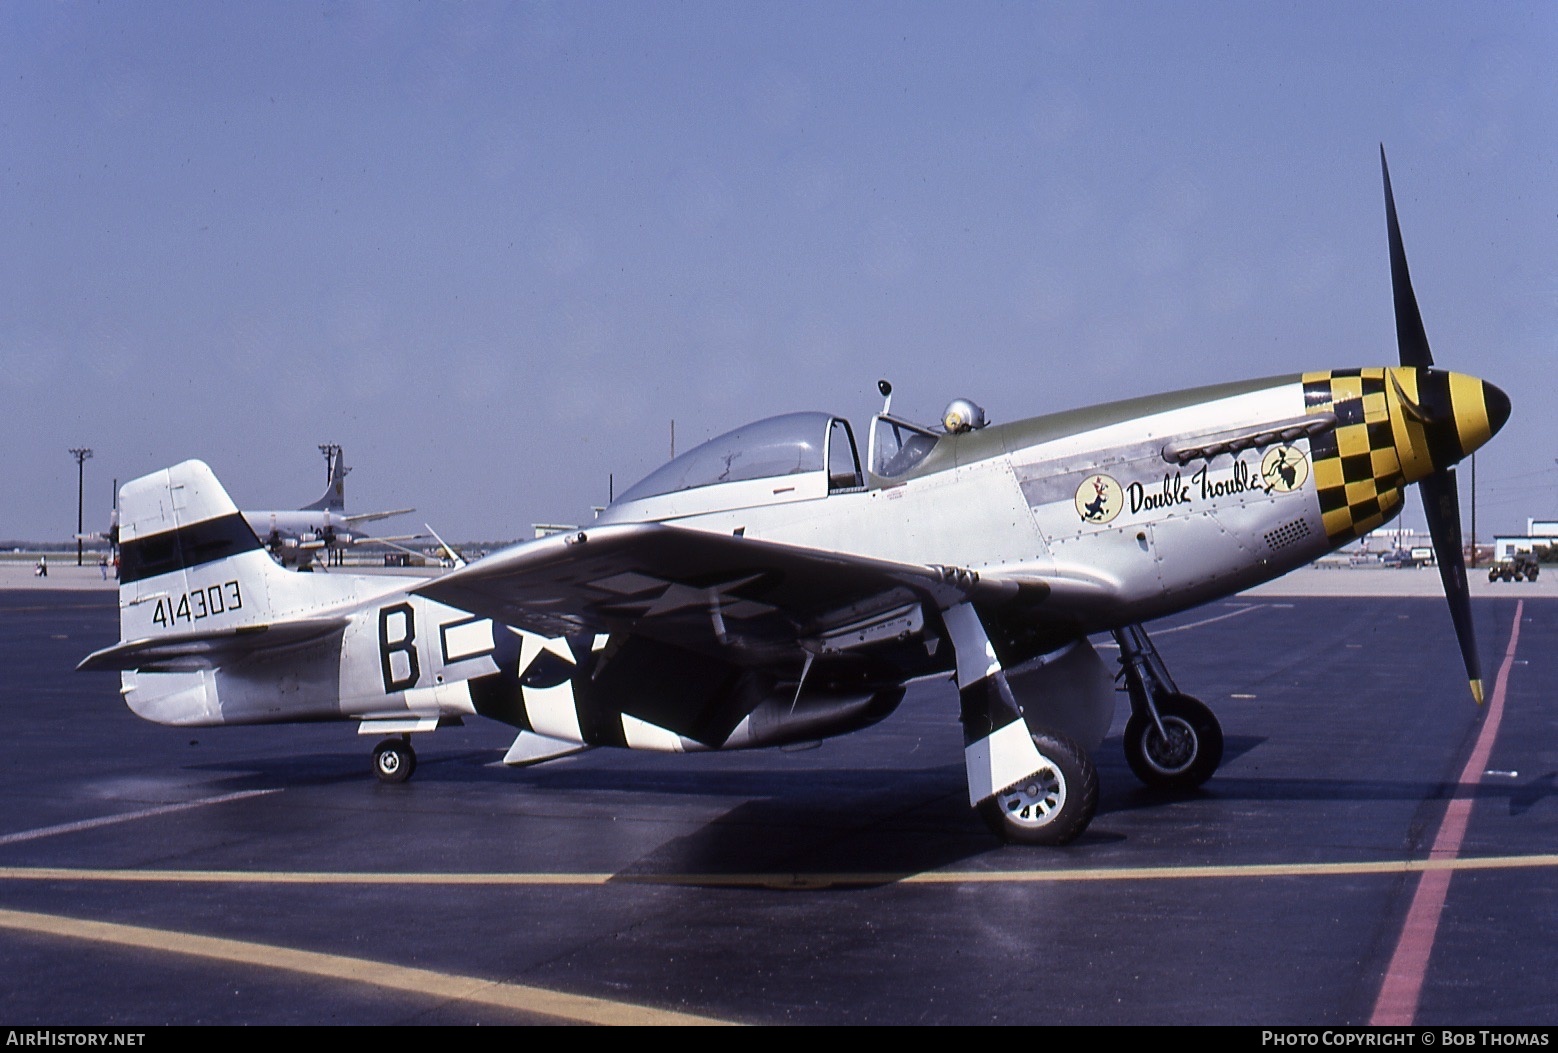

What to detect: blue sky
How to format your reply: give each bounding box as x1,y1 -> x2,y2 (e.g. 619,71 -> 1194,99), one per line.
3,2 -> 1554,542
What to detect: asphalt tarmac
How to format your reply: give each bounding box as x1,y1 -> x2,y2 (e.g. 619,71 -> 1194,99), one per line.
0,584 -> 1553,1025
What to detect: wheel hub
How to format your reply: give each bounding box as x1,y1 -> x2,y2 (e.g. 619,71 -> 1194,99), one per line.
1144,716 -> 1197,775
996,763 -> 1068,828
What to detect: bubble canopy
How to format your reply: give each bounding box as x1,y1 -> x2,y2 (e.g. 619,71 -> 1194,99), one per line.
613,412 -> 836,506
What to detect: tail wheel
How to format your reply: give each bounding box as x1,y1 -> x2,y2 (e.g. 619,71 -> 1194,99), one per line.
372,738 -> 416,784
977,729 -> 1098,846
1123,692 -> 1223,791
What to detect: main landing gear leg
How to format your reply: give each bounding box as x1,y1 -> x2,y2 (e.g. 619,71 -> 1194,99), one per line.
945,604 -> 1097,845
1112,623 -> 1223,791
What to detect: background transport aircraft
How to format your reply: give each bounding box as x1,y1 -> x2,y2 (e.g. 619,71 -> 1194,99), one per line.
243,447 -> 416,567
78,154 -> 1509,844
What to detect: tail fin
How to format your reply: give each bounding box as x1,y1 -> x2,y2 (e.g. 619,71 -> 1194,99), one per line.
300,449 -> 348,512
115,460 -> 294,640
84,461 -> 353,725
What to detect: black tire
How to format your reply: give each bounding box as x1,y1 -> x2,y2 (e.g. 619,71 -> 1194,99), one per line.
372,738 -> 416,784
1123,693 -> 1223,791
976,729 -> 1098,846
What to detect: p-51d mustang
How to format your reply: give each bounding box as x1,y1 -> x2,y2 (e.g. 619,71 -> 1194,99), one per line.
80,153 -> 1509,844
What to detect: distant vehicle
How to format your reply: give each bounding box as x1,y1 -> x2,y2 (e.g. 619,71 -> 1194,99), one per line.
1382,547 -> 1435,569
1488,552 -> 1540,583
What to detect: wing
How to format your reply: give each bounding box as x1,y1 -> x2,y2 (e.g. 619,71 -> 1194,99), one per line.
343,508 -> 415,526
347,533 -> 426,546
413,523 -> 1053,669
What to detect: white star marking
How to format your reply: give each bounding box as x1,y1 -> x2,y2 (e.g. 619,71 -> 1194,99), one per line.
603,574 -> 773,619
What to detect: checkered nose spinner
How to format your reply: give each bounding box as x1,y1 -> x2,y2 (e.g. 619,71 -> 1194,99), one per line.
1301,367 -> 1510,548
1386,368 -> 1509,484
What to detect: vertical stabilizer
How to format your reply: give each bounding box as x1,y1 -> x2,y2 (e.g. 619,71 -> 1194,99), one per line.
103,460 -> 377,726
116,460 -> 291,641
300,449 -> 348,513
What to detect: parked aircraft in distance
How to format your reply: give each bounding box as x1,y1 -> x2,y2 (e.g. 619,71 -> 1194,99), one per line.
244,447 -> 415,567
81,152 -> 1508,844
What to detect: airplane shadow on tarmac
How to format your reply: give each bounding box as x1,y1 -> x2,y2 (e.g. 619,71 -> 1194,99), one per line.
169,729 -> 1553,888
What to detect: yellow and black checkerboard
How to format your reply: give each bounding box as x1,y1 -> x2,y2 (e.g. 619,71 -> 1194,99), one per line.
1302,369 -> 1405,544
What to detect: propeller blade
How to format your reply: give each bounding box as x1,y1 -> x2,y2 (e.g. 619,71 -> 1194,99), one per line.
1381,146 -> 1434,369
424,523 -> 467,568
1384,148 -> 1487,704
1420,467 -> 1484,704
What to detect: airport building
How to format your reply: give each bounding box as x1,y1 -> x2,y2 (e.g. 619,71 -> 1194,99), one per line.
1491,519 -> 1558,563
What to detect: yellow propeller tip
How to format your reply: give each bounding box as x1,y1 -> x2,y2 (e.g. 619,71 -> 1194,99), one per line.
1470,679 -> 1485,706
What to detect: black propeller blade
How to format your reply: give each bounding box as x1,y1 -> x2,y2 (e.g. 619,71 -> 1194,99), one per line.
1381,146 -> 1483,704
1420,469 -> 1483,703
1382,146 -> 1434,370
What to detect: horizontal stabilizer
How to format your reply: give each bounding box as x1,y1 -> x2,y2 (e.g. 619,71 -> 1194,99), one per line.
77,616 -> 348,673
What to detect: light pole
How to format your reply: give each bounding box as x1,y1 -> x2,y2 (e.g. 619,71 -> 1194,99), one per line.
319,443 -> 341,486
1468,453 -> 1476,568
69,448 -> 93,566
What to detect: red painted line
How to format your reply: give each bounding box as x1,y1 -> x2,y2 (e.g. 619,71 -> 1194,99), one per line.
1370,600 -> 1524,1025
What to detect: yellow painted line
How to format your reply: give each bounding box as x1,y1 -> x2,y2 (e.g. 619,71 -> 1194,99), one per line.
4,853 -> 1558,889
0,866 -> 612,885
898,854 -> 1558,884
0,906 -> 735,1026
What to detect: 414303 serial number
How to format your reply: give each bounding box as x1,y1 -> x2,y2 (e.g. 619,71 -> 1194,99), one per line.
149,580 -> 242,627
